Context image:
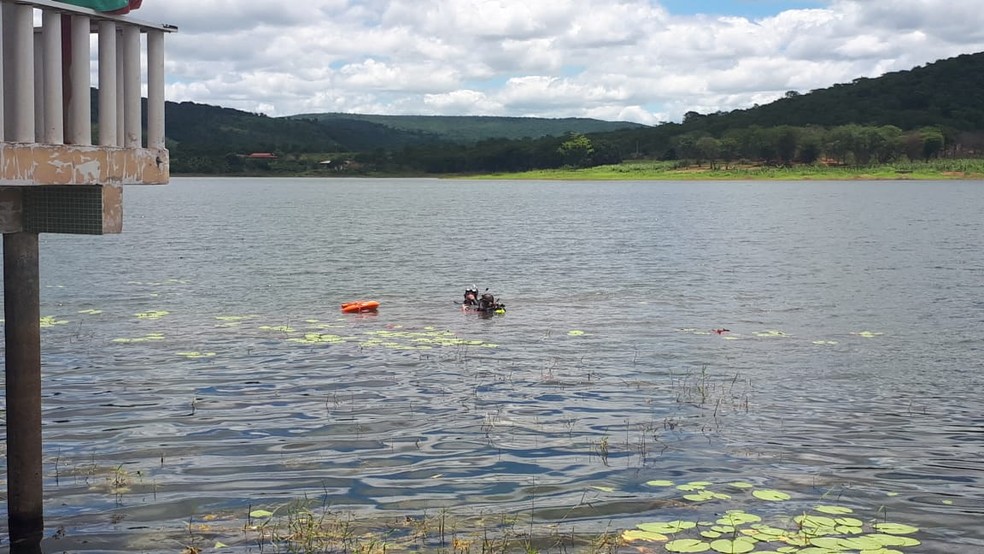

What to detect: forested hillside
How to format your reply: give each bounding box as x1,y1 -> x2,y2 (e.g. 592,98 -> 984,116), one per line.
158,51 -> 984,175
290,113 -> 645,142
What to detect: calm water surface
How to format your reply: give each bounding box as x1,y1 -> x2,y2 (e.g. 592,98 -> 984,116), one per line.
1,177 -> 982,553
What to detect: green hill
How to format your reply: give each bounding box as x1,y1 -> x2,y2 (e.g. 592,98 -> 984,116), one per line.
157,51 -> 984,174
289,113 -> 647,143
672,51 -> 984,133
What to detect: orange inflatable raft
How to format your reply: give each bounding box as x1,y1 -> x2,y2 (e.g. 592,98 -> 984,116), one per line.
341,300 -> 380,313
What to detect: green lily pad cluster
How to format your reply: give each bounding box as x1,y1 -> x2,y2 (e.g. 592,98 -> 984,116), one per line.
214,315 -> 258,327
112,332 -> 165,343
135,310 -> 170,320
40,315 -> 69,327
626,480 -> 922,553
176,351 -> 216,359
676,481 -> 732,502
358,328 -> 497,350
674,327 -> 883,345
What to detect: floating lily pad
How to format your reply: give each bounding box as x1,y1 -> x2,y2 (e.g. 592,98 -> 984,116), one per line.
677,483 -> 708,491
795,515 -> 837,529
728,482 -> 755,489
809,537 -> 849,549
717,511 -> 761,526
873,522 -> 919,535
567,330 -> 586,336
752,525 -> 789,537
78,309 -> 103,315
637,520 -> 698,534
777,534 -> 810,547
645,479 -> 675,487
709,538 -> 756,553
815,505 -> 853,515
135,310 -> 169,319
685,490 -> 729,502
176,351 -> 215,359
288,333 -> 346,345
249,509 -> 274,518
855,330 -> 884,338
665,539 -> 711,553
835,517 -> 863,527
591,486 -> 615,493
113,332 -> 165,343
701,531 -> 722,539
754,330 -> 786,337
621,529 -> 668,542
40,316 -> 69,327
752,489 -> 791,501
864,533 -> 921,547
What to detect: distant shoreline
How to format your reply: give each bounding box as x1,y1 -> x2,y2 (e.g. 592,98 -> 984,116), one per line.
169,159 -> 984,181
466,160 -> 984,181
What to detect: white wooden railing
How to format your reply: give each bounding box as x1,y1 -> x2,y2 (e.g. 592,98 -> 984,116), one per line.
1,0 -> 175,185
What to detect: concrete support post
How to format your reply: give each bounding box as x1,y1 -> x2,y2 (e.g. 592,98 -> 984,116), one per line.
98,20 -> 118,146
3,232 -> 44,551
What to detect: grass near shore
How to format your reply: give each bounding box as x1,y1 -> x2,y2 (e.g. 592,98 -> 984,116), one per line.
470,159 -> 984,181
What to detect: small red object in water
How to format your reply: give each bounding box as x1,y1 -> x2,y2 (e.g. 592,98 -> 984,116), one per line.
713,328 -> 730,334
341,300 -> 380,313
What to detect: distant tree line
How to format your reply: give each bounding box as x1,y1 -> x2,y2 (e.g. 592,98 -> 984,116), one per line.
663,124 -> 961,168
168,123 -> 983,175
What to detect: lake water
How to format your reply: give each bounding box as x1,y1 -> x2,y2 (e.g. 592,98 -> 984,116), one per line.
1,177 -> 982,553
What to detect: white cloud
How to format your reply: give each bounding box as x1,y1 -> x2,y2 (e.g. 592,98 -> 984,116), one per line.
132,0 -> 984,124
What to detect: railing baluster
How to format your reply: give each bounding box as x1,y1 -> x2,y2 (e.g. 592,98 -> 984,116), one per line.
42,9 -> 63,144
3,2 -> 35,142
122,24 -> 140,147
98,20 -> 117,146
66,13 -> 91,145
0,4 -> 5,142
147,29 -> 165,150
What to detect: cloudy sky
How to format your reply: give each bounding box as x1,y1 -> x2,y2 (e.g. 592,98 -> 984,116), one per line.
131,0 -> 984,124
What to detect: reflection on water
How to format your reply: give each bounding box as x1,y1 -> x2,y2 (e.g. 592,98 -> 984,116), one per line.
1,178 -> 983,552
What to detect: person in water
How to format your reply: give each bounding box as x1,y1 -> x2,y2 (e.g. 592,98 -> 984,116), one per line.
463,287 -> 479,306
478,292 -> 496,311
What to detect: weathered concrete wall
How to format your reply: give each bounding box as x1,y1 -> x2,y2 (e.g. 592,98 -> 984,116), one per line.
0,143 -> 168,186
